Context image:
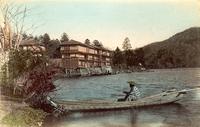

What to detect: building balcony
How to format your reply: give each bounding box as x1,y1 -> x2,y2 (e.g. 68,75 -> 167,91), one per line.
78,57 -> 86,61
102,53 -> 110,57
61,49 -> 109,57
61,50 -> 78,54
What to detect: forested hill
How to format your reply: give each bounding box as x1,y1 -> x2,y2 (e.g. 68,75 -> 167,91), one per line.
143,27 -> 200,68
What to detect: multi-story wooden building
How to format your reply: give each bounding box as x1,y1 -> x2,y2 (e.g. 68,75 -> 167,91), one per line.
60,40 -> 112,69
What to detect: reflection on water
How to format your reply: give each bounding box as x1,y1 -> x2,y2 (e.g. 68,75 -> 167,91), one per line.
44,104 -> 193,127
195,91 -> 200,100
45,68 -> 200,127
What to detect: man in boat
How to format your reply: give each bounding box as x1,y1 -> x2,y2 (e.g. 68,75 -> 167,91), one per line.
118,81 -> 141,101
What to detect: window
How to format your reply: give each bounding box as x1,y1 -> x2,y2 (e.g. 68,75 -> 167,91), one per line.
77,54 -> 84,58
61,46 -> 69,51
89,49 -> 94,54
106,58 -> 110,61
102,51 -> 107,55
79,61 -> 85,66
94,62 -> 98,66
70,54 -> 76,57
23,46 -> 28,50
99,50 -> 102,55
70,46 -> 78,50
61,47 -> 64,50
78,46 -> 87,52
106,62 -> 111,66
94,50 -> 98,54
88,55 -> 93,60
94,56 -> 99,60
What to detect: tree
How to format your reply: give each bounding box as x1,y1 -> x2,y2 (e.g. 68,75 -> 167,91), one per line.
133,48 -> 145,66
38,35 -> 44,42
0,48 -> 48,94
156,49 -> 175,68
39,33 -> 50,49
84,38 -> 90,45
60,32 -> 69,42
122,37 -> 133,67
125,49 -> 134,67
43,33 -> 50,45
112,47 -> 124,66
23,65 -> 56,112
0,1 -> 37,50
34,36 -> 39,41
21,33 -> 35,40
39,34 -> 61,58
48,39 -> 61,58
122,37 -> 132,51
0,1 -> 36,88
93,40 -> 103,47
22,33 -> 28,40
0,1 -> 62,113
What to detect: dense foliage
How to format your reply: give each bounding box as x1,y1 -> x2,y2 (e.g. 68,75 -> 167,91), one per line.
112,47 -> 145,68
143,27 -> 200,68
38,33 -> 61,58
1,49 -> 45,86
112,47 -> 124,66
112,27 -> 200,69
0,48 -> 57,99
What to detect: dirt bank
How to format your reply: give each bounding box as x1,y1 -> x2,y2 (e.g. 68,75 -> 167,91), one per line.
0,95 -> 47,127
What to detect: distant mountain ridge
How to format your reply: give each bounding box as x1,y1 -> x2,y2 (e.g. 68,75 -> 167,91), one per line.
142,27 -> 200,68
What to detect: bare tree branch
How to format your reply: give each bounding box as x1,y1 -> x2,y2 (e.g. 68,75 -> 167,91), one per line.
0,1 -> 36,50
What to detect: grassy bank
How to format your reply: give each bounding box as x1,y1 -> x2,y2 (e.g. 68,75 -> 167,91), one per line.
1,107 -> 48,127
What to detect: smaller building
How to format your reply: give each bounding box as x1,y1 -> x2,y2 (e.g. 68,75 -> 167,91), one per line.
19,39 -> 64,74
19,39 -> 45,55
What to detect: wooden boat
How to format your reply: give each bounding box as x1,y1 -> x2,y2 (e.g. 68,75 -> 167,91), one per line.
55,88 -> 199,112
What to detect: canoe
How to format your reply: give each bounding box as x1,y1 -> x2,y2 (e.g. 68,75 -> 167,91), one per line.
56,88 -> 198,112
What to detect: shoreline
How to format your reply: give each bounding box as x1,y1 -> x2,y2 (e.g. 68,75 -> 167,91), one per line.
0,95 -> 47,127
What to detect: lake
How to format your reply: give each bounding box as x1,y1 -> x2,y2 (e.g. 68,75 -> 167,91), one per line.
44,68 -> 200,127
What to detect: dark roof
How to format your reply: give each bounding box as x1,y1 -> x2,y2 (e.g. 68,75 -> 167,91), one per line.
60,40 -> 86,46
60,39 -> 112,51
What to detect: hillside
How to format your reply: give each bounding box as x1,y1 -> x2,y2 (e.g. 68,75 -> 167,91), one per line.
143,27 -> 200,68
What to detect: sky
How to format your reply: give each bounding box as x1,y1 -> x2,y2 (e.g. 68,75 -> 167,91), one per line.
4,0 -> 200,49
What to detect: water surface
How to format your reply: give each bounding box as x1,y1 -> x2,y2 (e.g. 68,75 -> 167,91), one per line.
45,68 -> 200,127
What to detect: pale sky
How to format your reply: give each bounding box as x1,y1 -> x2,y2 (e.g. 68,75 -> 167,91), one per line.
5,0 -> 200,49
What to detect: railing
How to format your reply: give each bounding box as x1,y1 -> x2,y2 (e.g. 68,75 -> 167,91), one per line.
61,50 -> 78,54
61,49 -> 111,57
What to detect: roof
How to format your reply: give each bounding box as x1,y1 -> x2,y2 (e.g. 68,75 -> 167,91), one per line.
60,40 -> 87,46
20,39 -> 44,46
60,39 -> 112,51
